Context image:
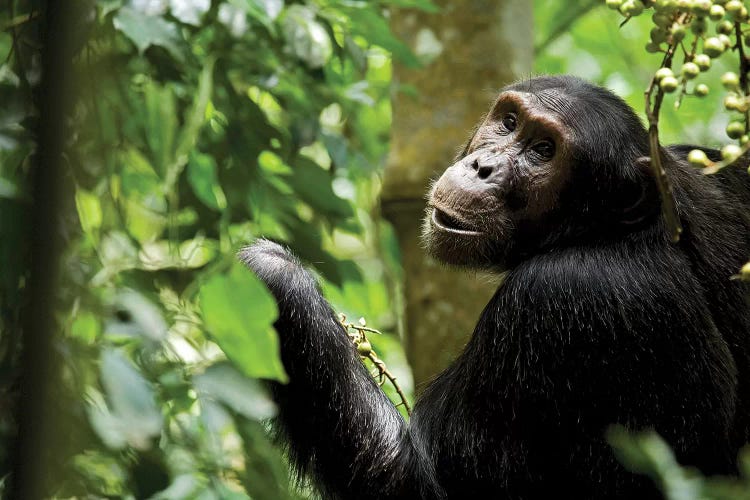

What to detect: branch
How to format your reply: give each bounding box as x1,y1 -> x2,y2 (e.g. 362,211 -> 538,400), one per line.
645,37 -> 683,243
735,21 -> 750,133
340,315 -> 412,416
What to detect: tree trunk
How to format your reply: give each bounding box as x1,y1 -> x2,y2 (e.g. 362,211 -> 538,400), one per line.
383,1 -> 533,388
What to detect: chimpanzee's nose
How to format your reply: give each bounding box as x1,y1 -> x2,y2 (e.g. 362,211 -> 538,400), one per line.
470,154 -> 500,180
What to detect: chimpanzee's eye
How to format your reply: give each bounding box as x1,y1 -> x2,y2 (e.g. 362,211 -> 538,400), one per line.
500,113 -> 517,133
531,139 -> 555,160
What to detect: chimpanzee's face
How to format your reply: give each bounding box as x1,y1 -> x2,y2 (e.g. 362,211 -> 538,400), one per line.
424,90 -> 573,269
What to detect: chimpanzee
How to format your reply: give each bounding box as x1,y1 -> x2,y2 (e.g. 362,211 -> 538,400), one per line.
240,75 -> 750,499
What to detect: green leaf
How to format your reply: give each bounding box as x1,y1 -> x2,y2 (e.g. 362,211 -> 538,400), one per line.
70,311 -> 101,344
258,150 -> 292,175
288,156 -> 353,219
120,147 -> 161,197
338,5 -> 420,67
321,132 -> 348,168
257,0 -> 283,20
170,0 -> 210,25
93,231 -> 139,284
607,425 -> 702,498
89,349 -> 163,450
113,7 -> 185,62
227,0 -> 281,31
199,264 -> 288,382
167,58 -> 215,190
247,0 -> 283,21
119,148 -> 167,242
75,189 -> 103,236
236,419 -> 292,500
195,362 -> 278,420
138,238 -> 217,270
0,177 -> 20,200
105,289 -> 168,341
143,81 -> 177,177
187,152 -> 227,210
150,474 -> 203,500
281,5 -> 333,69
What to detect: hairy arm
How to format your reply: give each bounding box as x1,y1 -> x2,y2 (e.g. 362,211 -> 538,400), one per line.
239,240 -> 433,499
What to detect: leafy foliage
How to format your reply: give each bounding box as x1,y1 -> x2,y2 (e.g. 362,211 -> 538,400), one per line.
609,426 -> 750,500
0,0 -> 423,497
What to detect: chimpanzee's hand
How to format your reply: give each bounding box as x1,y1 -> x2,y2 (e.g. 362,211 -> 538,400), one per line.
238,239 -> 315,300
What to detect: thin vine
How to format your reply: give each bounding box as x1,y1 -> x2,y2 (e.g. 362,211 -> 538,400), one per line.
340,314 -> 412,416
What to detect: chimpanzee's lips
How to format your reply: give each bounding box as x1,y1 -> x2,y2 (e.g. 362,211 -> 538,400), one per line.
431,208 -> 483,236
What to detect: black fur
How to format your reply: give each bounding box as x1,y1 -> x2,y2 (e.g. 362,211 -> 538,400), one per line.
240,76 -> 750,499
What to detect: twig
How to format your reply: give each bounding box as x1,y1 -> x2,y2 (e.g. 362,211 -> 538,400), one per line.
735,21 -> 750,133
1,11 -> 39,31
365,350 -> 411,415
340,314 -> 412,416
645,38 -> 683,242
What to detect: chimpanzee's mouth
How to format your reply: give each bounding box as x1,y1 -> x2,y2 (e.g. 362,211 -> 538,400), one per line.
431,208 -> 483,236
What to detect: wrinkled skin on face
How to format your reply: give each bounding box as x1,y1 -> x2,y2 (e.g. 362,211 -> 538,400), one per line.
424,90 -> 574,269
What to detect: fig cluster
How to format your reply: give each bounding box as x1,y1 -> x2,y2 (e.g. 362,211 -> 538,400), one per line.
606,0 -> 750,167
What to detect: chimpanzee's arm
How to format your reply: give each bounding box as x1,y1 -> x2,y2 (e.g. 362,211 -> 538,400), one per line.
239,240 -> 435,499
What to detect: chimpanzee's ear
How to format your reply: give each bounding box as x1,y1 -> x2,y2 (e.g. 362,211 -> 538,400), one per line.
619,156 -> 660,225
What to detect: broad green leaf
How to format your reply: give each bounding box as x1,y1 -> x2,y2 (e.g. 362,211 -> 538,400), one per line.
0,177 -> 20,199
98,0 -> 123,20
89,349 -> 163,450
143,82 -> 177,177
119,148 -> 167,242
288,156 -> 353,219
257,150 -> 292,175
93,231 -> 139,284
236,419 -> 292,500
72,450 -> 127,495
75,189 -> 103,236
321,132 -> 348,168
169,0 -> 210,26
105,289 -> 168,341
343,80 -> 375,106
187,153 -> 227,210
113,7 -> 185,62
281,5 -> 333,69
257,0 -> 283,20
218,3 -> 249,37
195,362 -> 277,420
70,311 -> 101,344
120,148 -> 161,197
338,5 -> 419,67
124,198 -> 167,243
199,264 -> 287,382
137,238 -> 217,270
229,0 -> 281,31
167,58 -> 215,190
150,474 -> 203,500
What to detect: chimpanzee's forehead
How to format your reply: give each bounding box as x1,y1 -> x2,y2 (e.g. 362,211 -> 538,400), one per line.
495,88 -> 574,119
491,90 -> 571,129
533,89 -> 576,116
